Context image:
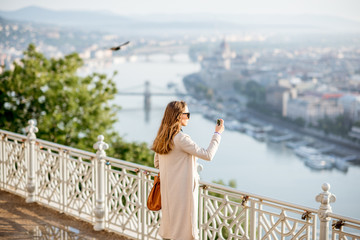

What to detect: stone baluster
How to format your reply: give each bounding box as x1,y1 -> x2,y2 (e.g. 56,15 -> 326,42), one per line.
316,183 -> 336,240
25,120 -> 38,203
93,135 -> 109,231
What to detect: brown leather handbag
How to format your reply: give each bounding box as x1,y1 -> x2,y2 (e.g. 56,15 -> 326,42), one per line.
147,173 -> 161,211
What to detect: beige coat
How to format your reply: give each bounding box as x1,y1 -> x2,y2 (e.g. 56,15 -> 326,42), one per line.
154,132 -> 221,240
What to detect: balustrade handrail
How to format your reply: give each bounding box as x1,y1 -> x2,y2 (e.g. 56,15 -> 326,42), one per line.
199,180 -> 320,213
37,138 -> 97,158
1,126 -> 360,240
0,128 -> 317,211
327,212 -> 360,225
1,128 -> 97,158
105,156 -> 160,173
5,130 -> 159,174
0,128 -> 28,139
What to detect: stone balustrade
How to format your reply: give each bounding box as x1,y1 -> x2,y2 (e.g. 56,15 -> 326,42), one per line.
1,120 -> 359,239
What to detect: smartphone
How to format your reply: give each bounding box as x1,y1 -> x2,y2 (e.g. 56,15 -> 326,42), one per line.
217,119 -> 221,126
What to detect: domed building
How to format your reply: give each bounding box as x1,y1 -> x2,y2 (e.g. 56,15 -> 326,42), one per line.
201,39 -> 236,71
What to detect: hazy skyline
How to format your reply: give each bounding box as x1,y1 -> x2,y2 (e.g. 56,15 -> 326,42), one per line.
1,0 -> 360,22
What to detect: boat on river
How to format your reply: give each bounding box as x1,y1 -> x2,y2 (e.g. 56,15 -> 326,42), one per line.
325,150 -> 357,172
226,120 -> 244,131
296,146 -> 353,171
311,142 -> 334,153
286,138 -> 312,149
334,159 -> 349,172
304,155 -> 334,170
245,128 -> 266,141
268,130 -> 293,142
294,146 -> 321,159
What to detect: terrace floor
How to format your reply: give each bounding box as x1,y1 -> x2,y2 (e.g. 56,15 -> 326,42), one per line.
0,190 -> 131,239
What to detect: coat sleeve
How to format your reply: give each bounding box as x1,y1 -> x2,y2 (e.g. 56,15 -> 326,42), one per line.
154,152 -> 160,168
177,133 -> 221,161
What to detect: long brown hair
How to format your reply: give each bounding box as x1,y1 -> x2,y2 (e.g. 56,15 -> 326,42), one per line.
152,101 -> 186,154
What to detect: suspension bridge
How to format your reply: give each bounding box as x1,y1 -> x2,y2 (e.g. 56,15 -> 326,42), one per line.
128,45 -> 189,62
117,81 -> 190,110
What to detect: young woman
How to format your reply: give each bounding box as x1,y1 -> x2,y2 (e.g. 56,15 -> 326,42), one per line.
152,101 -> 224,240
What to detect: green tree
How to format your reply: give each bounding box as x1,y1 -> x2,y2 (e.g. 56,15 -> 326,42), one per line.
183,74 -> 214,101
0,44 -> 154,166
354,121 -> 360,127
317,115 -> 350,137
233,80 -> 245,94
294,117 -> 305,127
233,80 -> 266,103
244,80 -> 265,103
212,179 -> 237,189
285,117 -> 305,127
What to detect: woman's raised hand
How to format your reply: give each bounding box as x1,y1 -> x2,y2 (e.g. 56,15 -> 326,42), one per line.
215,119 -> 225,134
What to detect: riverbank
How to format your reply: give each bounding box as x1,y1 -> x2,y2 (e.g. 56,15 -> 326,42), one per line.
245,108 -> 360,160
182,73 -> 360,165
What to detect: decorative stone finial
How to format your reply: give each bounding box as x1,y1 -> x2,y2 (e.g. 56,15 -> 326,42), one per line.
322,183 -> 330,192
93,135 -> 109,159
316,183 -> 336,222
25,119 -> 38,140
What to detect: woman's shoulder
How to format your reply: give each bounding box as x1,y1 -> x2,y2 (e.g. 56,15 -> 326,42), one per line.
174,131 -> 190,142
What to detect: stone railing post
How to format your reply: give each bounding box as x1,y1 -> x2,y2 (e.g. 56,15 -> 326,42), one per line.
316,183 -> 336,240
25,120 -> 38,203
93,135 -> 109,231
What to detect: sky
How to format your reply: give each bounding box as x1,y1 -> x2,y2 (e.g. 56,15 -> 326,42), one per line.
0,0 -> 360,22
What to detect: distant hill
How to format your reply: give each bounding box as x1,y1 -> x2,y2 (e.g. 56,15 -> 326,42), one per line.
0,6 -> 359,34
0,6 -> 129,29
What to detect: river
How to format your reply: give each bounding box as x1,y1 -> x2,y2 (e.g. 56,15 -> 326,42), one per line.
86,53 -> 360,219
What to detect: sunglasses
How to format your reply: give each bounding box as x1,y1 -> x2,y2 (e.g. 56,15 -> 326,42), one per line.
182,112 -> 190,119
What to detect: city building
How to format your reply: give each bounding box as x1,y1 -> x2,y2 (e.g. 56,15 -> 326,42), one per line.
265,85 -> 297,116
339,94 -> 360,122
287,95 -> 344,125
200,40 -> 236,71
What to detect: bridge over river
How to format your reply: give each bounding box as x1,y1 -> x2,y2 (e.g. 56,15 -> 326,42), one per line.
117,80 -> 190,111
128,44 -> 189,62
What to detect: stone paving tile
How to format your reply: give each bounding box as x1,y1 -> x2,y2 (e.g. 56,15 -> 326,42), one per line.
0,190 -> 132,239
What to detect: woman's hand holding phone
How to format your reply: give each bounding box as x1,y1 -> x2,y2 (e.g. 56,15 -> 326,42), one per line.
215,119 -> 225,134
